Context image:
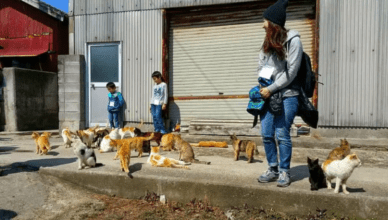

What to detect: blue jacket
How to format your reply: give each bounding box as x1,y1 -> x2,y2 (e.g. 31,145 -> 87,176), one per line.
107,92 -> 124,112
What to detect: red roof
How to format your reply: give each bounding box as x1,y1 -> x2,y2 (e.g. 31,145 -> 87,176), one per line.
0,35 -> 50,57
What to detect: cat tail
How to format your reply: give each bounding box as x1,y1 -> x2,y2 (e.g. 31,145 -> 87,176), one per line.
171,163 -> 190,170
138,119 -> 144,129
145,133 -> 155,141
192,159 -> 211,165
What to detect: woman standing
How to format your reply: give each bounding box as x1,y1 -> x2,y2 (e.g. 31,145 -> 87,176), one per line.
257,0 -> 303,187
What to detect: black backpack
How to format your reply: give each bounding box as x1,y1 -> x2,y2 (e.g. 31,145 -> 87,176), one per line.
296,52 -> 316,98
286,38 -> 317,98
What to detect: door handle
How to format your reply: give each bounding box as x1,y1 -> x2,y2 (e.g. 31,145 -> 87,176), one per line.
91,84 -> 95,89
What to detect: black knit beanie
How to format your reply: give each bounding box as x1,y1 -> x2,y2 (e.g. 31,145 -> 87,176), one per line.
263,0 -> 289,27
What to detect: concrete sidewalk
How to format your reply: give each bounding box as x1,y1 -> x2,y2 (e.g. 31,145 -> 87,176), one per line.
1,134 -> 387,219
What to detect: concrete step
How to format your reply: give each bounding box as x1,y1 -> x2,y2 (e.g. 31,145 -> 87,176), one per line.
181,134 -> 388,167
1,135 -> 387,219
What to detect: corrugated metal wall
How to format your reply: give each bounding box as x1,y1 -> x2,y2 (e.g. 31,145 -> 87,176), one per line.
73,9 -> 162,123
73,0 -> 260,14
168,1 -> 315,125
318,0 -> 388,127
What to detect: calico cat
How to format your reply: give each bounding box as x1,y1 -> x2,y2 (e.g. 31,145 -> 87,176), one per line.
327,139 -> 351,160
93,129 -> 110,149
147,146 -> 191,169
322,154 -> 362,194
174,135 -> 211,165
112,134 -> 155,173
76,129 -> 95,148
230,134 -> 258,163
307,157 -> 327,191
119,120 -> 143,139
73,139 -> 97,170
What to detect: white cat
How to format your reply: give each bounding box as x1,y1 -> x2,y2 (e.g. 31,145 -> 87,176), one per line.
322,153 -> 362,194
109,128 -> 121,140
99,135 -> 113,153
73,139 -> 97,170
61,127 -> 74,148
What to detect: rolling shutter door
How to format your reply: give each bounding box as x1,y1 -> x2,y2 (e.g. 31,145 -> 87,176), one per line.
168,1 -> 315,126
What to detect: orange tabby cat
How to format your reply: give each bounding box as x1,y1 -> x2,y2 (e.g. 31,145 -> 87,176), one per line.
31,132 -> 51,155
113,133 -> 155,173
147,146 -> 190,169
160,133 -> 177,151
327,139 -> 351,160
192,141 -> 229,148
109,133 -> 154,160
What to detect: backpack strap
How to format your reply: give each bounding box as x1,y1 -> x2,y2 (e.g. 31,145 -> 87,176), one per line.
252,115 -> 258,128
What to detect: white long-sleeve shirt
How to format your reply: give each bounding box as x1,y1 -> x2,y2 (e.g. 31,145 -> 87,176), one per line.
150,82 -> 168,105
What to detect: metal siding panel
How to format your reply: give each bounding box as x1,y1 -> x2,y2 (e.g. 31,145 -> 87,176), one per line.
381,0 -> 388,127
319,0 -> 385,127
74,16 -> 86,55
141,10 -> 163,123
169,2 -> 314,125
74,0 -> 86,15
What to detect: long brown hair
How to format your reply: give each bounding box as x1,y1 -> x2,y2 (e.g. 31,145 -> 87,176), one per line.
262,21 -> 289,60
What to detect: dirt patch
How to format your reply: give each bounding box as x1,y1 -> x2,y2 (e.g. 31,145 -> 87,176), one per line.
50,192 -> 373,220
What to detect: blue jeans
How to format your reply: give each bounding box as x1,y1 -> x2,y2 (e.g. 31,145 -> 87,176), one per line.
151,104 -> 167,134
260,96 -> 299,173
108,111 -> 120,129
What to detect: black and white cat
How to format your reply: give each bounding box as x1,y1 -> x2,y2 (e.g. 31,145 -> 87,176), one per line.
73,140 -> 97,170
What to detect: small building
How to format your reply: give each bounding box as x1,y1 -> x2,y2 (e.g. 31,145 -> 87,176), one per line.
62,0 -> 388,138
0,0 -> 68,131
0,0 -> 68,72
63,0 -> 317,134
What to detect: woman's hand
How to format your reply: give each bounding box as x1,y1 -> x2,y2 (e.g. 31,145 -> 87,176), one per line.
162,104 -> 167,111
260,87 -> 271,99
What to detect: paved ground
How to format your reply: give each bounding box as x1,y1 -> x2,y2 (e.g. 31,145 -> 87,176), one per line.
1,133 -> 388,219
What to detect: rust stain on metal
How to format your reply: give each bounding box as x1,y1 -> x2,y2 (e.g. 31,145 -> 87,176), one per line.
170,95 -> 249,101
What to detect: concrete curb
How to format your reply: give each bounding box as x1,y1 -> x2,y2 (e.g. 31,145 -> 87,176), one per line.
39,168 -> 387,219
0,130 -> 59,136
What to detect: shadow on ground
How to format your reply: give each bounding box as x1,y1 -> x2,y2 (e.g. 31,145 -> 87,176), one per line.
290,165 -> 309,182
0,158 -> 77,176
0,209 -> 18,220
0,146 -> 18,155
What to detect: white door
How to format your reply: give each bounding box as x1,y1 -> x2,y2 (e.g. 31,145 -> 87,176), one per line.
87,43 -> 122,127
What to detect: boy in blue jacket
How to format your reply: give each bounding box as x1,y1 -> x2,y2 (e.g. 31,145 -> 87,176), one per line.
106,82 -> 124,129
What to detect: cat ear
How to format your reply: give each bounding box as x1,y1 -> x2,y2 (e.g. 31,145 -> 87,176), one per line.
314,159 -> 319,164
307,157 -> 312,164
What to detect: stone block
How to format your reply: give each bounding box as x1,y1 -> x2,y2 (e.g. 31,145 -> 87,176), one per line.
65,102 -> 80,112
59,102 -> 65,111
63,92 -> 81,103
64,84 -> 81,93
64,74 -> 81,83
65,112 -> 81,121
63,63 -> 81,74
